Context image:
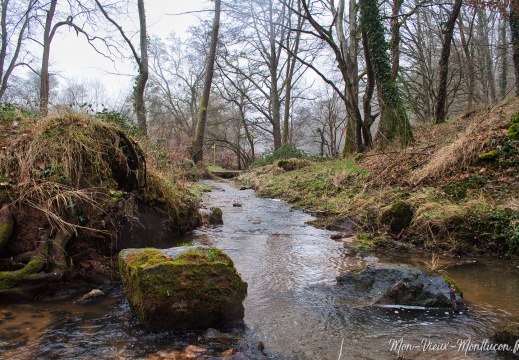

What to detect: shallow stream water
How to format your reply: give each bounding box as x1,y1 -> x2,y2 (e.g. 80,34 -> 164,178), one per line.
1,180 -> 519,359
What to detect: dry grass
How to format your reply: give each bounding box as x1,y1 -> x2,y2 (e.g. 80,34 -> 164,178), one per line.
409,98 -> 519,185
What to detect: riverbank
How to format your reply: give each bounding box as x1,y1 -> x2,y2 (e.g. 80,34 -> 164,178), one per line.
237,98 -> 519,258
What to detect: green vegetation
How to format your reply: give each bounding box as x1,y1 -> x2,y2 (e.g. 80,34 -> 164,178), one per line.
238,99 -> 519,257
253,145 -> 311,167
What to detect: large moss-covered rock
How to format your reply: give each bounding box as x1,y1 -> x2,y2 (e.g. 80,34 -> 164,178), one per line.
119,245 -> 247,331
379,200 -> 414,233
337,263 -> 465,309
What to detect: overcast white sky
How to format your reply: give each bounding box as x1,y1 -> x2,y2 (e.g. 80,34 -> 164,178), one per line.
49,0 -> 208,104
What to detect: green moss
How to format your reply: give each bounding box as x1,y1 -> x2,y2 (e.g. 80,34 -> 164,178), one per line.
379,200 -> 414,233
479,150 -> 500,160
443,175 -> 485,200
353,231 -> 393,253
276,158 -> 313,171
508,123 -> 519,140
441,273 -> 463,297
209,206 -> 223,225
0,245 -> 47,290
511,112 -> 519,124
354,153 -> 365,162
119,246 -> 247,331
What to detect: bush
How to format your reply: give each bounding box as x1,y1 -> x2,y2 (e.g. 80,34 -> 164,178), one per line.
253,145 -> 309,167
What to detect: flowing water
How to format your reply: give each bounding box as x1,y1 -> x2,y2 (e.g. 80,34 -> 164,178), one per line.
1,180 -> 519,359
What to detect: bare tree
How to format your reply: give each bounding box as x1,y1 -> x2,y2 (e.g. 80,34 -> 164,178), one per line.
191,0 -> 221,163
0,0 -> 36,101
434,0 -> 463,124
95,0 -> 149,135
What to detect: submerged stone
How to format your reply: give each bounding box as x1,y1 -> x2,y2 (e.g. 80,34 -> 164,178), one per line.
119,245 -> 247,331
336,263 -> 465,309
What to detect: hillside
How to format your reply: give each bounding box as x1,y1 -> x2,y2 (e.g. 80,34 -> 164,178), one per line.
238,98 -> 519,257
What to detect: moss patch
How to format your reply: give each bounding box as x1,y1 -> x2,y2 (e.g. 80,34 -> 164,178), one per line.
479,150 -> 500,160
508,123 -> 519,140
379,200 -> 414,233
0,245 -> 47,290
119,246 -> 247,331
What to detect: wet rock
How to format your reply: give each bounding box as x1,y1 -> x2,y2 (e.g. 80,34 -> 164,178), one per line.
492,322 -> 519,348
209,207 -> 223,225
232,341 -> 269,360
119,245 -> 247,332
77,289 -> 105,302
200,207 -> 223,225
337,263 -> 465,309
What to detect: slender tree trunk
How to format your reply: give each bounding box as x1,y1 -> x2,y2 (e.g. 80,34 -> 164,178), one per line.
192,0 -> 221,163
282,2 -> 302,146
268,0 -> 282,150
361,25 -> 375,147
0,1 -> 33,100
390,0 -> 403,80
40,0 -> 57,116
459,14 -> 476,109
500,17 -> 508,98
510,0 -> 519,96
476,8 -> 496,104
134,0 -> 148,135
434,0 -> 463,124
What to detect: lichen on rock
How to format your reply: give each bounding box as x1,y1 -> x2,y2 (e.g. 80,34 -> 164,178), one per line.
119,245 -> 247,331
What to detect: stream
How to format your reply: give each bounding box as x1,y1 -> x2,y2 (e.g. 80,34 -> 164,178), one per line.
1,180 -> 519,359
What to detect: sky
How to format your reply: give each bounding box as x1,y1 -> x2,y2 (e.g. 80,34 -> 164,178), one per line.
48,0 -> 208,105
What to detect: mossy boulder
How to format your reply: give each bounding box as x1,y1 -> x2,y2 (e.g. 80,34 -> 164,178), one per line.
209,207 -> 223,225
379,200 -> 414,233
119,245 -> 247,331
336,263 -> 465,309
276,158 -> 313,171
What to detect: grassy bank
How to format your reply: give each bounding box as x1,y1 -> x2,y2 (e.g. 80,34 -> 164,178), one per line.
238,99 -> 519,257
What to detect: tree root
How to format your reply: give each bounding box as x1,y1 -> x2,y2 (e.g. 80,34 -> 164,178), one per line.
0,229 -> 72,295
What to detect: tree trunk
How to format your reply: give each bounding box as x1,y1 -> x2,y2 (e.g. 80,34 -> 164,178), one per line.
361,25 -> 375,147
360,0 -> 413,146
40,0 -> 58,116
0,1 -> 34,101
510,0 -> 519,96
134,0 -> 148,135
390,0 -> 403,80
476,8 -> 496,104
459,13 -> 476,109
434,0 -> 463,124
192,0 -> 221,163
500,17 -> 508,98
282,2 -> 302,146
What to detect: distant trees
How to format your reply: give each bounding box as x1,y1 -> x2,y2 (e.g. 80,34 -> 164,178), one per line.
1,0 -> 518,165
0,0 -> 36,101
